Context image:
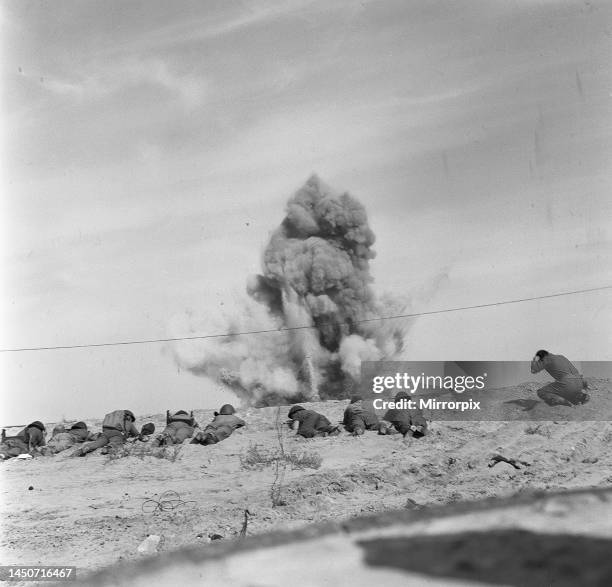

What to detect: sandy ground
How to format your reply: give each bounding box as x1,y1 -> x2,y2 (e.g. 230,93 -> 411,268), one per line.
1,378 -> 611,583
77,487 -> 612,587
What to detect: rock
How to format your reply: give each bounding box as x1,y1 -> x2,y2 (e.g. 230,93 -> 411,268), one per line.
487,461 -> 517,477
208,534 -> 223,541
137,535 -> 161,554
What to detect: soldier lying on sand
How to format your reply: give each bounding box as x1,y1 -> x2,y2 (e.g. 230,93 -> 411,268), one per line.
41,422 -> 94,455
287,405 -> 340,438
378,391 -> 428,438
1,420 -> 48,458
152,410 -> 198,446
71,410 -> 139,457
343,394 -> 379,436
191,404 -> 245,446
0,433 -> 28,459
0,421 -> 47,459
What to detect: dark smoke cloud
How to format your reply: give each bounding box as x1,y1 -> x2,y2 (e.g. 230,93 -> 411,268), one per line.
254,175 -> 377,351
172,175 -> 406,405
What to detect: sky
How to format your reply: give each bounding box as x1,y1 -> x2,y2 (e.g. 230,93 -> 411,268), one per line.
1,0 -> 611,424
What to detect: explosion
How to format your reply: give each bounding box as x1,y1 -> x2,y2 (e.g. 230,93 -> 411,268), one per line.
172,175 -> 405,405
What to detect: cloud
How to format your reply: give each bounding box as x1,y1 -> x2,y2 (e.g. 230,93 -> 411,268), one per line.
104,0 -> 323,55
41,57 -> 207,109
197,0 -> 318,40
42,76 -> 101,99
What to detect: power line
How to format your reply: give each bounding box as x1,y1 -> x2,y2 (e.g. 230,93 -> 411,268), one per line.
1,285 -> 609,353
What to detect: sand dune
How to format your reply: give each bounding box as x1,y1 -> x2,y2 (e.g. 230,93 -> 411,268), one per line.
1,379 -> 610,584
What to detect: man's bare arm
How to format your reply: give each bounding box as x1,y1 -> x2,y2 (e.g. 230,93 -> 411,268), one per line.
531,357 -> 544,374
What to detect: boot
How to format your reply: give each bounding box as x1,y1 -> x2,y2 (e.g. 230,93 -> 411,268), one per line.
190,432 -> 206,445
545,395 -> 573,407
201,433 -> 216,445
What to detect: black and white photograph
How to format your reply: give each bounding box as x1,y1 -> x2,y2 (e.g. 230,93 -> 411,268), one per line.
1,1 -> 611,585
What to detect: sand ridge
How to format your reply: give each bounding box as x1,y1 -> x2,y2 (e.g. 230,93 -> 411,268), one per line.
1,379 -> 611,580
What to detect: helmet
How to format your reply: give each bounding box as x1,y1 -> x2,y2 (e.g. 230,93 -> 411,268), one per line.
29,421 -> 46,432
70,421 -> 87,430
219,404 -> 235,415
125,410 -> 136,422
288,405 -> 305,418
175,410 -> 188,416
140,422 -> 155,436
394,391 -> 410,401
349,394 -> 362,404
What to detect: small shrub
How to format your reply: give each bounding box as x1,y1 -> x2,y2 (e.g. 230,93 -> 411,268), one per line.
240,443 -> 321,471
104,447 -> 129,462
240,443 -> 275,469
153,445 -> 182,462
240,408 -> 323,507
104,443 -> 182,464
284,450 -> 323,470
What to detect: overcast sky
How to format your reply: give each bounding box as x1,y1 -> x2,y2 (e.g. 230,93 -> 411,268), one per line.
1,0 -> 611,424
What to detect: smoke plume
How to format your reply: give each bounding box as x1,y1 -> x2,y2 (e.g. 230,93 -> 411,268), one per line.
172,175 -> 405,405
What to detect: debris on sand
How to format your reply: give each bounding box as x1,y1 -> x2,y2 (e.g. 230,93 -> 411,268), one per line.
136,535 -> 160,554
488,454 -> 531,470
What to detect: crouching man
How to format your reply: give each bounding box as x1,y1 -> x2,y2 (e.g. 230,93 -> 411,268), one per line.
191,405 -> 245,446
378,391 -> 428,438
531,350 -> 589,407
152,410 -> 197,446
287,405 -> 340,438
72,410 -> 139,457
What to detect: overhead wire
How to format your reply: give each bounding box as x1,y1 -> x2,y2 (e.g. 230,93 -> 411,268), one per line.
0,285 -> 609,353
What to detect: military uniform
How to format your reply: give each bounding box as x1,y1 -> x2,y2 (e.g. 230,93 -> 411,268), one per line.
43,422 -> 92,455
153,411 -> 196,446
16,421 -> 47,450
0,421 -> 46,458
380,392 -> 427,438
192,405 -> 245,445
531,354 -> 589,406
72,410 -> 138,456
288,406 -> 338,438
0,436 -> 29,459
343,397 -> 379,435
